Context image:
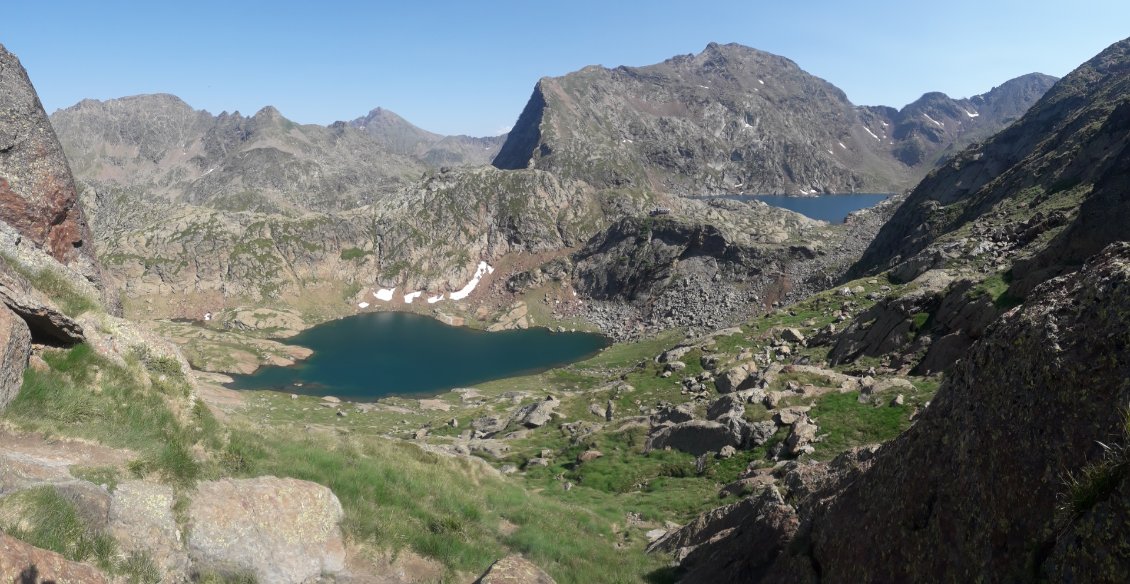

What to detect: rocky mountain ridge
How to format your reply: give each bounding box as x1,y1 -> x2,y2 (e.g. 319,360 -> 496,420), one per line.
349,106 -> 507,167
51,94 -> 506,214
494,42 -> 1055,196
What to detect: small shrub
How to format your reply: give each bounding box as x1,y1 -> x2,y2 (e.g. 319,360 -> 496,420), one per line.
340,247 -> 368,261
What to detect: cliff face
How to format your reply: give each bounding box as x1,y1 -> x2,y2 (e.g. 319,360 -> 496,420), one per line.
0,44 -> 102,287
493,43 -> 1054,195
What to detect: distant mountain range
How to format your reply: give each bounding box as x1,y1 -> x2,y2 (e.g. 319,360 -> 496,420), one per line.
51,96 -> 506,213
494,42 -> 1056,195
47,42 -> 1057,323
348,107 -> 507,168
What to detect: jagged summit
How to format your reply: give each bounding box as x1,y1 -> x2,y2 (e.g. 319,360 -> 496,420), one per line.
493,42 -> 1054,195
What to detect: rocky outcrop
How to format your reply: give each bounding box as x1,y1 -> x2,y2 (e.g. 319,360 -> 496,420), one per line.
0,255 -> 85,345
0,303 -> 30,409
474,554 -> 556,584
674,242 -> 1130,582
186,476 -> 345,584
0,532 -> 110,583
513,396 -> 560,428
0,44 -> 102,289
0,46 -> 106,304
494,42 -> 1052,195
648,487 -> 798,580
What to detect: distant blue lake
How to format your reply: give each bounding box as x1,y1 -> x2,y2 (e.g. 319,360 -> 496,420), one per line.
712,194 -> 889,223
225,312 -> 609,400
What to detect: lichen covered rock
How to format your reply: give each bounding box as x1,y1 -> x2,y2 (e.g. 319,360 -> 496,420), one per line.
186,476 -> 345,584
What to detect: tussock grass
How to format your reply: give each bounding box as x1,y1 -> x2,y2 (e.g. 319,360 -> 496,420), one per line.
1058,411 -> 1130,524
0,252 -> 99,317
4,344 -> 213,486
0,487 -> 162,582
808,392 -> 913,459
219,428 -> 671,583
0,487 -> 116,568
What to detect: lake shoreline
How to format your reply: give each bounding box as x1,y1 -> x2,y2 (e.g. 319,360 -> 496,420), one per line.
222,311 -> 611,401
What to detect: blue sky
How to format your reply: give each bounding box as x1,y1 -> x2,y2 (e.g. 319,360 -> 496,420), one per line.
3,1 -> 1127,136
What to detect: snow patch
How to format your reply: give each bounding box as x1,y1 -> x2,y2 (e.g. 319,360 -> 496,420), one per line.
374,288 -> 395,302
838,142 -> 846,149
827,149 -> 834,155
758,79 -> 765,85
923,113 -> 944,128
880,121 -> 889,127
697,84 -> 709,89
427,294 -> 444,304
403,291 -> 423,304
357,302 -> 369,309
962,108 -> 980,118
863,126 -> 881,141
449,261 -> 493,301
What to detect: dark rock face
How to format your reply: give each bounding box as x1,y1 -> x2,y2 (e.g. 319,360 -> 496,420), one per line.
648,488 -> 798,578
494,43 -> 1053,195
0,44 -> 101,286
676,242 -> 1130,582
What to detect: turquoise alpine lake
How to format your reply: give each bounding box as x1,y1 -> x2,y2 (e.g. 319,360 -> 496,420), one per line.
225,311 -> 610,400
710,193 -> 889,223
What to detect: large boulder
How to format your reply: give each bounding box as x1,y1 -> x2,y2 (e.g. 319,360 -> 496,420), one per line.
0,303 -> 30,409
475,554 -> 556,584
714,364 -> 756,394
782,414 -> 819,457
0,44 -> 102,286
706,395 -> 745,421
0,532 -> 109,583
513,396 -> 560,428
646,421 -> 741,456
186,476 -> 345,584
